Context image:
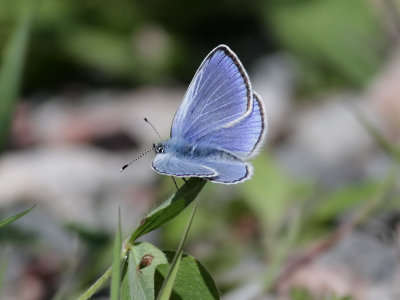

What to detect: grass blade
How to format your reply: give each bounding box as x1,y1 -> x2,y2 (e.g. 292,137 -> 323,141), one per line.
78,267 -> 112,300
156,197 -> 200,300
0,250 -> 9,296
110,208 -> 122,300
353,109 -> 400,163
0,205 -> 35,229
0,1 -> 34,149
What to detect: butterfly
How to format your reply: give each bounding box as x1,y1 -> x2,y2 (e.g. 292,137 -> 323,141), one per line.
150,45 -> 267,184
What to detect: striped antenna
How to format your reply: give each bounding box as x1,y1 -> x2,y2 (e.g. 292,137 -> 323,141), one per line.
120,144 -> 156,172
144,117 -> 162,141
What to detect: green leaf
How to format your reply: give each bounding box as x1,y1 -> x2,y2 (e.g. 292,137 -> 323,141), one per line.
0,0 -> 34,150
128,178 -> 206,243
156,197 -> 199,300
0,205 -> 35,229
121,242 -> 168,300
110,208 -> 122,300
155,251 -> 220,300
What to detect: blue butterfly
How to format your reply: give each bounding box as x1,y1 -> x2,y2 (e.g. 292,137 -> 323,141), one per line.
150,45 -> 267,184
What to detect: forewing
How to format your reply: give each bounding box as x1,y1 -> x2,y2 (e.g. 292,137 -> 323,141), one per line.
152,153 -> 216,177
171,45 -> 252,142
196,93 -> 266,159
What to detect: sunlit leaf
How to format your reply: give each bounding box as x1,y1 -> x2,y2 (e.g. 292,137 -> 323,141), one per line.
155,251 -> 219,300
121,242 -> 167,300
128,178 -> 206,243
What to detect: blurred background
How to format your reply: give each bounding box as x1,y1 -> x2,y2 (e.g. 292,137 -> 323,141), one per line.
0,0 -> 400,299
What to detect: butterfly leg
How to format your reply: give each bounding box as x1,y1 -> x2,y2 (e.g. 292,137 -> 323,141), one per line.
171,177 -> 179,190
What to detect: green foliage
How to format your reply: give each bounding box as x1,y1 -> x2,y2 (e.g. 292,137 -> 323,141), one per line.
67,223 -> 114,291
156,197 -> 199,300
155,251 -> 219,300
0,0 -> 33,149
291,288 -> 354,300
0,253 -> 7,296
242,153 -> 312,243
355,110 -> 400,163
79,178 -> 219,300
0,0 -> 174,88
2,0 -> 387,93
116,242 -> 219,300
312,181 -> 382,224
128,178 -> 206,243
267,0 -> 385,90
121,242 -> 168,300
111,209 -> 122,300
0,206 -> 35,230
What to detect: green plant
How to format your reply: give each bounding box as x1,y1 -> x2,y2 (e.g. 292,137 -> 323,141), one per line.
78,178 -> 220,300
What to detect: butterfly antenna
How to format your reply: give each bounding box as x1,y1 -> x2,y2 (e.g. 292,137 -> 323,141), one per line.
144,117 -> 162,141
120,145 -> 156,172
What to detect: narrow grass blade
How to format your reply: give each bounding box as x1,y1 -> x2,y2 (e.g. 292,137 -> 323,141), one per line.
0,1 -> 34,149
0,250 -> 9,296
110,208 -> 122,300
0,205 -> 35,229
263,207 -> 301,292
78,267 -> 112,300
156,198 -> 200,300
354,109 -> 400,163
128,178 -> 206,243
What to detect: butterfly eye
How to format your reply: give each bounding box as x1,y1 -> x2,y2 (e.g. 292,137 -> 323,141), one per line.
156,146 -> 164,154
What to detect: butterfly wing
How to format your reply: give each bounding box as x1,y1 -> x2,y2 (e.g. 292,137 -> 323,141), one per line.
152,45 -> 266,184
207,160 -> 252,184
152,153 -> 216,177
196,93 -> 266,158
171,45 -> 253,142
153,152 -> 252,184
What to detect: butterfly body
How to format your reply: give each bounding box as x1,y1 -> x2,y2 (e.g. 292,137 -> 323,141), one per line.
155,137 -> 240,162
151,45 -> 267,184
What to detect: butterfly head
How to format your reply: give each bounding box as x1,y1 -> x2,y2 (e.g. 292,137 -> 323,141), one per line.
153,142 -> 165,154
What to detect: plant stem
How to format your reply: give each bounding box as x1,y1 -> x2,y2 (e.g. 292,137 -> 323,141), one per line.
78,267 -> 112,300
78,246 -> 128,300
262,207 -> 301,292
